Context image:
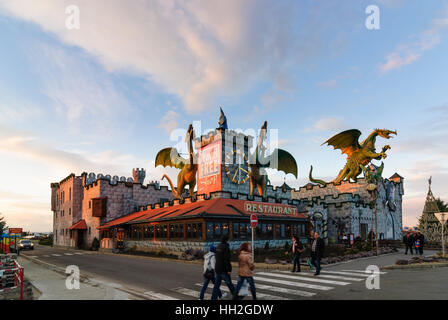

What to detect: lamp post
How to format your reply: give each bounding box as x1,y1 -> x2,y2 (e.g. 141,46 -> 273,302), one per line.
434,212 -> 446,258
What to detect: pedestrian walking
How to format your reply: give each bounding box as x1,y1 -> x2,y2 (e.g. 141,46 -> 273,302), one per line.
311,232 -> 325,276
199,245 -> 225,300
286,236 -> 304,272
404,232 -> 414,255
232,242 -> 256,300
211,235 -> 235,300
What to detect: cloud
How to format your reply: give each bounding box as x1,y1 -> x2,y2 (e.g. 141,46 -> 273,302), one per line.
0,0 -> 356,113
158,110 -> 180,134
378,9 -> 448,74
304,117 -> 346,133
316,79 -> 337,88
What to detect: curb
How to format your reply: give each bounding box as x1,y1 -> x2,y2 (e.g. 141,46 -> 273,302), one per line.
19,254 -> 149,300
19,254 -> 90,283
319,251 -> 399,269
381,262 -> 448,270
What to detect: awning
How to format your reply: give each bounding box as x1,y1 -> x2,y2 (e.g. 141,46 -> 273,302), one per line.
69,219 -> 87,230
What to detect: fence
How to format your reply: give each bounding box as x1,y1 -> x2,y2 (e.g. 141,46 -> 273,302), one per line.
0,255 -> 24,300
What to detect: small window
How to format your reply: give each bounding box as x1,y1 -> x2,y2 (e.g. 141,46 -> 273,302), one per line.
89,201 -> 91,209
88,227 -> 91,235
69,208 -> 71,215
69,188 -> 71,201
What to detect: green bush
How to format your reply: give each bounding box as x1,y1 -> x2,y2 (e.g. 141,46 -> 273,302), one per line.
38,236 -> 53,246
264,242 -> 270,250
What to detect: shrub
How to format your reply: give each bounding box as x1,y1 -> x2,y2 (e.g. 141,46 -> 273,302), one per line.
264,242 -> 270,250
283,241 -> 290,251
90,237 -> 100,251
39,236 -> 53,246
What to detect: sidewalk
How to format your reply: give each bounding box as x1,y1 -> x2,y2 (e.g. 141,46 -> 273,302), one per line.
18,256 -> 138,300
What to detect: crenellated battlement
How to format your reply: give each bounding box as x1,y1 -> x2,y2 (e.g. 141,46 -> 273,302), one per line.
135,190 -> 305,213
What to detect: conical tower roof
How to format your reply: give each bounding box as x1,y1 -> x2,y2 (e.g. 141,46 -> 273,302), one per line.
423,178 -> 440,215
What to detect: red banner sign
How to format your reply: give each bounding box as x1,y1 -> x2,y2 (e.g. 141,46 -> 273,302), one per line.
244,201 -> 299,216
197,140 -> 222,195
9,228 -> 22,234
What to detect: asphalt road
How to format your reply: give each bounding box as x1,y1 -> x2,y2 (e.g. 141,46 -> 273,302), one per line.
20,245 -> 448,300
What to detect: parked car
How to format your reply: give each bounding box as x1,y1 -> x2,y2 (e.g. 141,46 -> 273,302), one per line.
18,240 -> 34,250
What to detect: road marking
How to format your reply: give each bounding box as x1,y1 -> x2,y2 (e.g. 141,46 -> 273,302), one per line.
29,256 -> 38,258
342,269 -> 387,275
194,283 -> 290,300
256,272 -> 350,286
74,253 -> 84,255
253,276 -> 333,291
172,287 -> 207,299
195,283 -> 314,298
144,290 -> 179,300
51,254 -> 62,257
64,253 -> 74,256
278,271 -> 364,282
320,271 -> 371,277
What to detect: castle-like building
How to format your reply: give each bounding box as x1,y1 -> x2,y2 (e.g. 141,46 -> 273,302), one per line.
51,128 -> 404,252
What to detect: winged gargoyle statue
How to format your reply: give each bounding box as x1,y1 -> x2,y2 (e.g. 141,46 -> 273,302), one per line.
309,129 -> 396,185
155,124 -> 197,198
249,121 -> 298,197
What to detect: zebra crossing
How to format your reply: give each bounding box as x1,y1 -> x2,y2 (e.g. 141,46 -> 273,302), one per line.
27,251 -> 95,259
143,269 -> 386,300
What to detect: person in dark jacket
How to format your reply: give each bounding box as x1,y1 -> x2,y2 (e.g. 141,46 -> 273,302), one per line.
287,236 -> 304,272
211,235 -> 235,300
311,232 -> 325,276
403,232 -> 414,255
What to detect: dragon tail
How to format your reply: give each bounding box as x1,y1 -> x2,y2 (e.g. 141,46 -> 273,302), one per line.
309,166 -> 328,185
162,174 -> 179,198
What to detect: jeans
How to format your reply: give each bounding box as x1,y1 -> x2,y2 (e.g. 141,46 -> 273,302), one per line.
233,276 -> 256,300
405,244 -> 413,255
211,273 -> 235,300
311,254 -> 321,275
292,254 -> 301,272
199,276 -> 221,300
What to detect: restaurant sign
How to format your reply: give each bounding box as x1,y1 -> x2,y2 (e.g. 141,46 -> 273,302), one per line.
244,201 -> 299,216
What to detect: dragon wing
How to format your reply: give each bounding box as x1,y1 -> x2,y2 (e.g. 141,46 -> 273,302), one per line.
265,148 -> 298,178
323,129 -> 362,159
155,147 -> 186,170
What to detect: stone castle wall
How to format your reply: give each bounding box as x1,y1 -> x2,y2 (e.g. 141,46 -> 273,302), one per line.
293,177 -> 404,241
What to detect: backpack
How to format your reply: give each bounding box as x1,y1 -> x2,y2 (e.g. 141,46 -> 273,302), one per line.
415,240 -> 420,248
204,255 -> 215,280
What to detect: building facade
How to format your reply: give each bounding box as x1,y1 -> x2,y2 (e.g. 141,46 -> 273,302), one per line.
51,170 -> 174,249
291,173 -> 404,242
51,128 -> 404,252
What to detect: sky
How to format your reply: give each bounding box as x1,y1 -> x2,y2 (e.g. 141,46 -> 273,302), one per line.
0,0 -> 447,232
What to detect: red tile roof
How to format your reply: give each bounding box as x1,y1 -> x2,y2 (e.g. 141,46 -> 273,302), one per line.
69,219 -> 87,230
98,198 -> 307,230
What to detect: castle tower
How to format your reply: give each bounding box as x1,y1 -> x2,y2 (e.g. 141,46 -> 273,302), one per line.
132,168 -> 146,184
194,128 -> 254,196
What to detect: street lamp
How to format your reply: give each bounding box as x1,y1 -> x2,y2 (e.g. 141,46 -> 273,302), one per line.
434,212 -> 446,258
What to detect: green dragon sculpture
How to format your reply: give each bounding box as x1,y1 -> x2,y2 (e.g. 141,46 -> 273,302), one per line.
249,121 -> 298,197
309,128 -> 396,185
155,124 -> 197,199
